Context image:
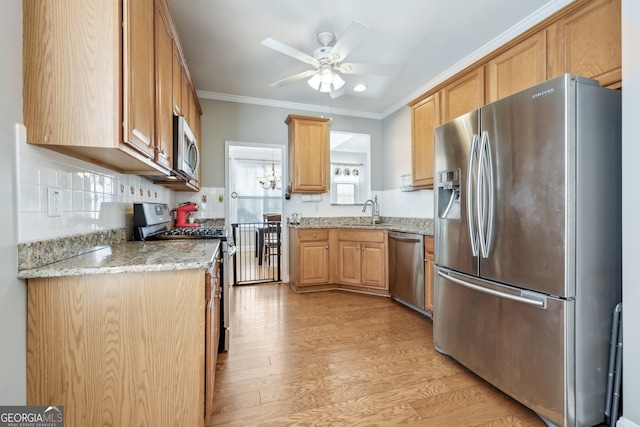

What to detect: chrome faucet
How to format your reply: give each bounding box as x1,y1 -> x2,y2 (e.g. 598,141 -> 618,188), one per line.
362,195 -> 380,225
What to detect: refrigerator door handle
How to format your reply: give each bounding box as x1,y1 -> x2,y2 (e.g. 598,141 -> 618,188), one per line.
467,134 -> 480,257
477,131 -> 494,258
437,270 -> 546,308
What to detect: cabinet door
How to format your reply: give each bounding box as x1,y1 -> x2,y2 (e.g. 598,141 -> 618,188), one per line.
299,241 -> 329,285
486,31 -> 546,103
441,68 -> 485,123
154,0 -> 173,170
337,241 -> 361,286
172,44 -> 183,115
23,0 -> 120,148
549,0 -> 621,87
411,93 -> 440,189
361,242 -> 387,289
287,116 -> 329,193
205,280 -> 220,426
182,71 -> 192,123
188,90 -> 202,186
425,236 -> 435,313
123,0 -> 156,158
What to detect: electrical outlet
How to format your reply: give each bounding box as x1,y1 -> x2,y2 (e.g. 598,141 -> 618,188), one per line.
48,187 -> 62,217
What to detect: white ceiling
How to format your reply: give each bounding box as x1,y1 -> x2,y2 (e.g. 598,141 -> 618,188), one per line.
167,0 -> 573,119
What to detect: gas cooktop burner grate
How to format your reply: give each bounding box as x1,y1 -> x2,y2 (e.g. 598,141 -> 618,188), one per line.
164,227 -> 226,238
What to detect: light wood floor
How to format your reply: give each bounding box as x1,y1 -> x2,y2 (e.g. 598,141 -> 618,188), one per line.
211,283 -> 597,426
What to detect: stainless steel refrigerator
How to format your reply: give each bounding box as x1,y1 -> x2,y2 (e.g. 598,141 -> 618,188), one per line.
433,74 -> 621,427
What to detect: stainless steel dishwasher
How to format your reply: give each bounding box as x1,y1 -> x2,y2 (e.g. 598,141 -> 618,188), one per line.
388,231 -> 425,310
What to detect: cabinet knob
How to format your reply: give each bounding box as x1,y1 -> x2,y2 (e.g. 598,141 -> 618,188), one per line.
313,233 -> 317,238
325,246 -> 329,249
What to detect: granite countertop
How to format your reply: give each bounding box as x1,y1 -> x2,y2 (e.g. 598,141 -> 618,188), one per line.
288,216 -> 434,236
18,240 -> 221,279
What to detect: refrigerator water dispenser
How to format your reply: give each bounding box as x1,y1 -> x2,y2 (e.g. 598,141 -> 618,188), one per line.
438,169 -> 460,219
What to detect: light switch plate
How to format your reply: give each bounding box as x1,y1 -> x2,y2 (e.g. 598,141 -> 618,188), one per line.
48,187 -> 62,217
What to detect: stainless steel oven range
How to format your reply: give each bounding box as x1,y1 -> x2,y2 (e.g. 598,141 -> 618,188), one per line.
133,202 -> 235,352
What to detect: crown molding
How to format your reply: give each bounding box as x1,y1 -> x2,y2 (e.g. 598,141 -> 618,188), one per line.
381,0 -> 574,118
196,91 -> 383,120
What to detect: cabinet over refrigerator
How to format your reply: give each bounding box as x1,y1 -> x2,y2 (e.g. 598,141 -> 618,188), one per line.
433,74 -> 621,427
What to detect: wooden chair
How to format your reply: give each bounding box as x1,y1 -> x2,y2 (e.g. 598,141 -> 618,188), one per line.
263,214 -> 281,265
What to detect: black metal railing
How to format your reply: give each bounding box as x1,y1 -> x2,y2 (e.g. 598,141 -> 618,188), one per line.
231,222 -> 281,284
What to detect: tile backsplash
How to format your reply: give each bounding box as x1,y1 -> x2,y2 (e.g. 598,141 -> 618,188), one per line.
175,187 -> 226,220
285,188 -> 434,219
16,124 -> 175,243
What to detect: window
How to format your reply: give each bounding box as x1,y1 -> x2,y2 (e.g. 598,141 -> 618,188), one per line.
230,156 -> 282,223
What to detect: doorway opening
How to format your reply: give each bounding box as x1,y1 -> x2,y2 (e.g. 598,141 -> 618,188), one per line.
225,142 -> 285,284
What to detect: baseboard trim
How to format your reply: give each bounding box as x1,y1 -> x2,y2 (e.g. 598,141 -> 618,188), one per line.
617,417 -> 640,427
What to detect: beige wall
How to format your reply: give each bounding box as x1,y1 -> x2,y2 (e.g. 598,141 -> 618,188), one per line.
198,99 -> 384,189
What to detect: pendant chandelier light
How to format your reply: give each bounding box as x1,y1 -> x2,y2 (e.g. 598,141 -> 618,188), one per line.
257,162 -> 282,190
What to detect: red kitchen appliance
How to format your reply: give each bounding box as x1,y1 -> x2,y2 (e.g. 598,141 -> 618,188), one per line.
174,202 -> 199,227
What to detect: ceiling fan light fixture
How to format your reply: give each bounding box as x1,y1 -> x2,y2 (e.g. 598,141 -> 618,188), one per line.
319,81 -> 332,93
332,73 -> 345,90
307,73 -> 321,90
320,68 -> 334,85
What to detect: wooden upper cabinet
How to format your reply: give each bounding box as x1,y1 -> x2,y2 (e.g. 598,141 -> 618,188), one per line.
23,0 -> 168,175
441,68 -> 485,123
547,0 -> 621,87
181,70 -> 192,122
154,0 -> 173,171
123,0 -> 156,158
172,44 -> 184,116
286,115 -> 330,193
23,0 -> 120,148
411,93 -> 440,189
486,31 -> 547,103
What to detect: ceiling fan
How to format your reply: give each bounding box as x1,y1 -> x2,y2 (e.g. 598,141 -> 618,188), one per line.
261,21 -> 396,99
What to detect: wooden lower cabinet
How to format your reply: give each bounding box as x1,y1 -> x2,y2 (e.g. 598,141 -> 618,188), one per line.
300,241 -> 330,285
205,263 -> 221,427
337,230 -> 388,290
27,269 -> 211,427
289,228 -> 388,292
424,236 -> 435,313
289,228 -> 330,287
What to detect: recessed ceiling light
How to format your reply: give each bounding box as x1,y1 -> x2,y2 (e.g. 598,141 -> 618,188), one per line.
353,84 -> 367,92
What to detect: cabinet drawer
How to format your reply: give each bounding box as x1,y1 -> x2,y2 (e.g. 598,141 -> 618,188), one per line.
425,236 -> 434,254
298,229 -> 329,241
338,229 -> 385,243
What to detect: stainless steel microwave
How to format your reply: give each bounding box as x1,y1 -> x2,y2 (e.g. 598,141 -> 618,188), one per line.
173,115 -> 199,183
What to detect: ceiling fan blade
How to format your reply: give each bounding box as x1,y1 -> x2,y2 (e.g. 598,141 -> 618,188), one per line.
330,87 -> 345,99
338,62 -> 396,76
270,69 -> 318,88
329,21 -> 370,62
261,38 -> 319,67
